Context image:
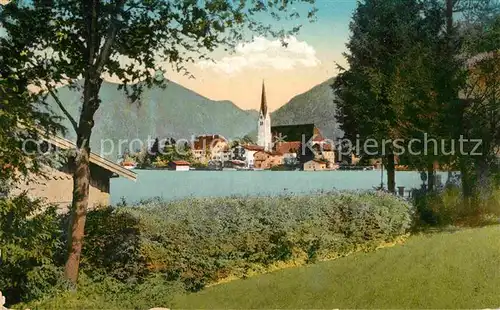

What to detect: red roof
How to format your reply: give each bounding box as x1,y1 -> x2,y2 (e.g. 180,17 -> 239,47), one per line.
276,141 -> 301,154
242,144 -> 264,151
171,160 -> 190,166
230,160 -> 246,166
255,150 -> 283,156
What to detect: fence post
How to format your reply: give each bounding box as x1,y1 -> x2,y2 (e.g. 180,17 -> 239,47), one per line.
397,186 -> 405,197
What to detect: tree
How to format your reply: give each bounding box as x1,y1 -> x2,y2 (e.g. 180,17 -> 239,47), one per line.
147,137 -> 160,164
388,0 -> 499,196
0,0 -> 317,286
381,0 -> 460,192
334,0 -> 428,193
443,0 -> 500,199
232,145 -> 246,161
241,134 -> 255,144
458,14 -> 500,197
150,138 -> 160,156
0,27 -> 63,190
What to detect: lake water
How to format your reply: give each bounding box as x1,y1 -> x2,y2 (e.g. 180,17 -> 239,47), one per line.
110,170 -> 451,204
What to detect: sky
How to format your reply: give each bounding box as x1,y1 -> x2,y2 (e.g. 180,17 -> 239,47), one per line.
167,0 -> 357,112
0,0 -> 357,112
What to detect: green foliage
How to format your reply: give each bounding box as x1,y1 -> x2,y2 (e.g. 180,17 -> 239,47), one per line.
413,186 -> 500,227
0,45 -> 63,186
335,0 -> 427,145
156,143 -> 195,166
0,195 -> 65,305
270,165 -> 289,171
1,0 -> 317,285
111,192 -> 413,291
190,162 -> 208,169
17,273 -> 184,310
77,207 -> 147,282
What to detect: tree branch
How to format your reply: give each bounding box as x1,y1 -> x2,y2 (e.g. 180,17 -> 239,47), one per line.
94,0 -> 126,75
47,86 -> 78,133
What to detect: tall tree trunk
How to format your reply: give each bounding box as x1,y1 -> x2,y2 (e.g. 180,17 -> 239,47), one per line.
63,0 -> 122,286
460,156 -> 474,199
64,77 -> 102,286
427,162 -> 435,192
475,156 -> 491,199
386,153 -> 396,193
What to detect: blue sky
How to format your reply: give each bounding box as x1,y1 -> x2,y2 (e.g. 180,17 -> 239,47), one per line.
178,0 -> 357,111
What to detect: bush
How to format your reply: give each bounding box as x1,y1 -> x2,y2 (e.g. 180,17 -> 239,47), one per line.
0,195 -> 65,306
107,192 -> 414,291
413,186 -> 500,227
77,207 -> 147,282
16,273 -> 184,310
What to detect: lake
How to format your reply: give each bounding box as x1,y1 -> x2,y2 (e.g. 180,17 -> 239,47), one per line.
110,170 -> 451,204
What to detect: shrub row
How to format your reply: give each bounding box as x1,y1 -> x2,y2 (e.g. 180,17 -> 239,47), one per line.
83,192 -> 413,291
413,186 -> 500,227
2,191 -> 413,306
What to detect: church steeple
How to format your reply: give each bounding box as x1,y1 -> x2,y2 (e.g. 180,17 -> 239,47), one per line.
260,80 -> 267,116
257,80 -> 272,151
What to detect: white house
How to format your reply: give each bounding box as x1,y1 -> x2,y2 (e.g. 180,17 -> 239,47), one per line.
242,145 -> 264,168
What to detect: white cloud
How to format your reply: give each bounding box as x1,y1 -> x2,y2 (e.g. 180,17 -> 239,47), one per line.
196,36 -> 320,75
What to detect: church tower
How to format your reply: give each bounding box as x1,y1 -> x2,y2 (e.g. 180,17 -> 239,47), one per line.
257,81 -> 272,151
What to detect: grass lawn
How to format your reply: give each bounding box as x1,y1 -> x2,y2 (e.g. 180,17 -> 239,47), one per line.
172,225 -> 500,309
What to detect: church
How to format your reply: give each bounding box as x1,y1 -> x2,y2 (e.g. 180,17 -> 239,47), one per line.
257,81 -> 272,151
254,81 -> 340,169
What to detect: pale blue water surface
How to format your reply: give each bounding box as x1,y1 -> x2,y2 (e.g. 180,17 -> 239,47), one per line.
110,170 -> 451,205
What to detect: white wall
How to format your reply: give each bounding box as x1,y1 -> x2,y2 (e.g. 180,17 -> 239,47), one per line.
244,150 -> 257,168
257,112 -> 272,151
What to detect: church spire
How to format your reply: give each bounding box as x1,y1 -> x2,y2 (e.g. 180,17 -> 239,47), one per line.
260,80 -> 267,116
257,79 -> 271,151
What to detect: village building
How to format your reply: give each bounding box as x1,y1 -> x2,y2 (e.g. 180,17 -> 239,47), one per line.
192,134 -> 229,163
221,144 -> 232,162
241,144 -> 264,168
303,159 -> 328,171
275,141 -> 301,165
312,143 -> 336,165
12,135 -> 137,210
254,150 -> 284,169
168,160 -> 190,171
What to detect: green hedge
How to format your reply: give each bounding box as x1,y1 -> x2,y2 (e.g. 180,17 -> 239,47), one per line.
83,192 -> 413,291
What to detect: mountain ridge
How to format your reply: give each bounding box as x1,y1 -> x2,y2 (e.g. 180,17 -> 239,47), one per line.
46,79 -> 259,161
271,77 -> 342,141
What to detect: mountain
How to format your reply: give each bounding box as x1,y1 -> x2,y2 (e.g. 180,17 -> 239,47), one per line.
271,77 -> 343,141
46,80 -> 259,161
